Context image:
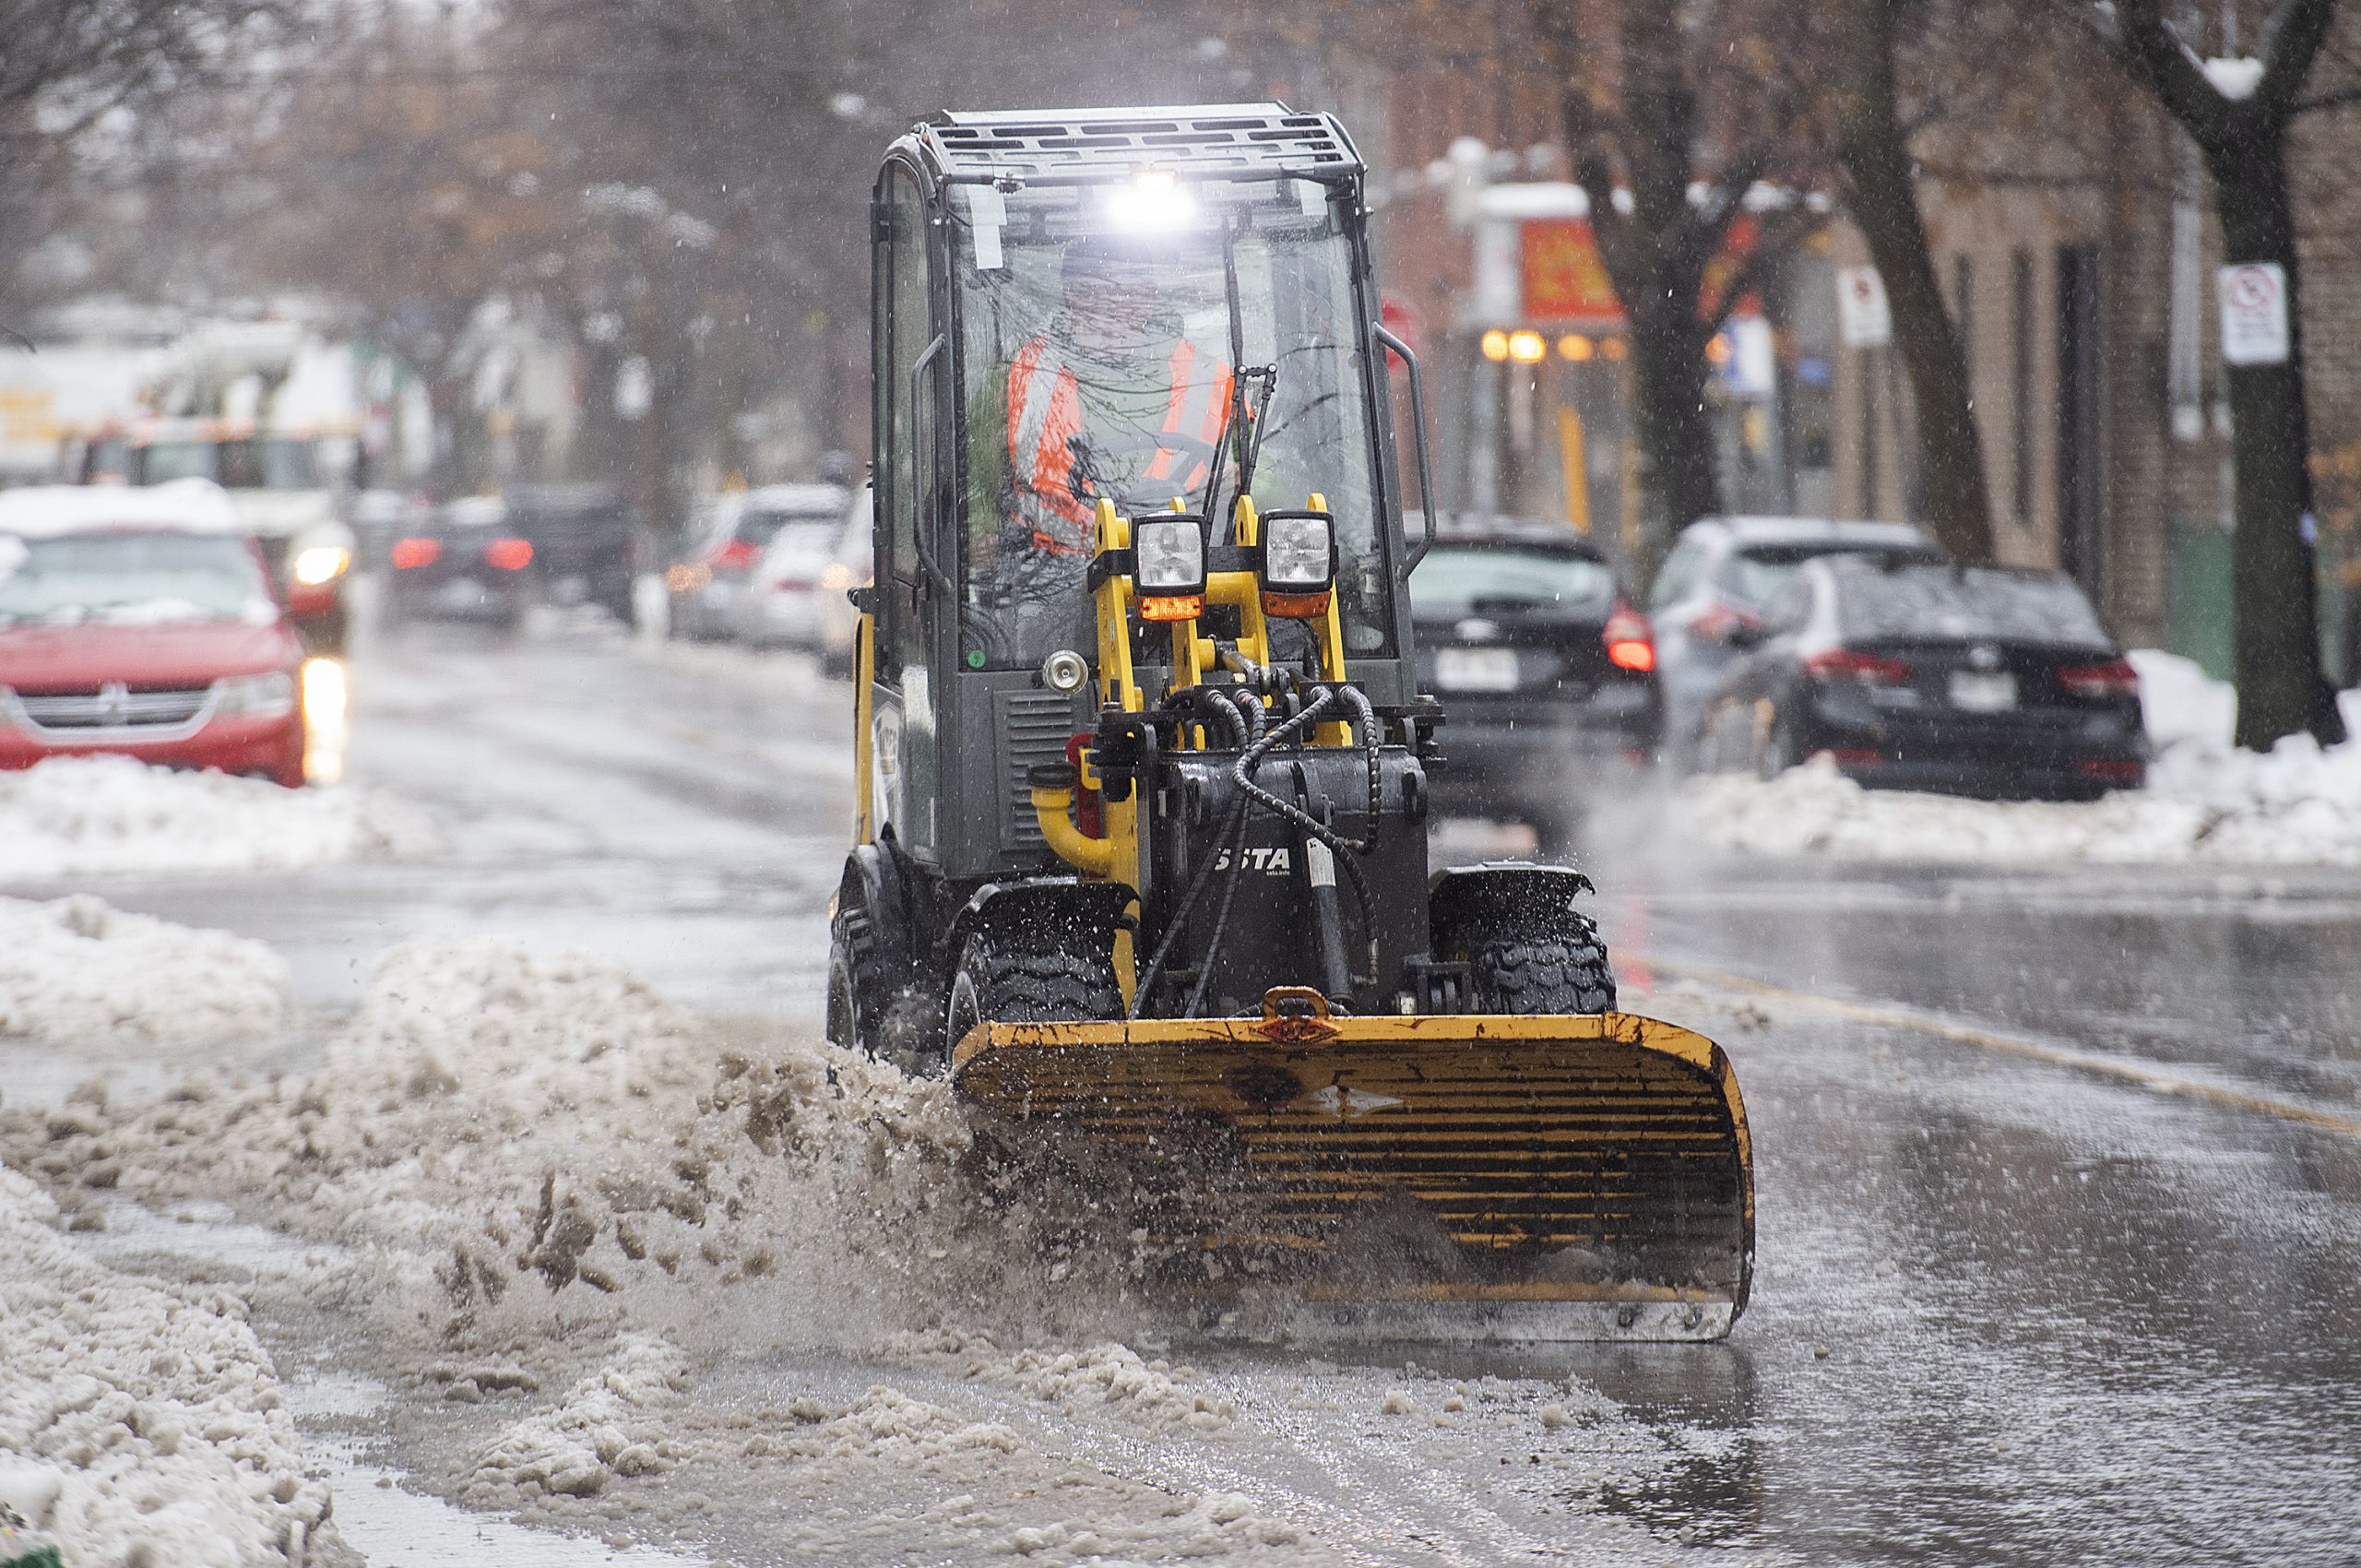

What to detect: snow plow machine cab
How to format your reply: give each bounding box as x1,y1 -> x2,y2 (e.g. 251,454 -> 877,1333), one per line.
830,103 -> 1753,1342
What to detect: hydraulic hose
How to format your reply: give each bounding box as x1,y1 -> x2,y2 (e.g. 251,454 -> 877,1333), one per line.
1129,687 -> 1259,1018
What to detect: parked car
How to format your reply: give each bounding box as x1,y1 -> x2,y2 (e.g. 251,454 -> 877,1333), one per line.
90,420 -> 360,658
505,484 -> 644,626
670,482 -> 850,641
1694,556 -> 2146,799
740,486 -> 870,669
1408,516 -> 1660,849
384,495 -> 536,627
1650,516 -> 1947,764
0,480 -> 308,788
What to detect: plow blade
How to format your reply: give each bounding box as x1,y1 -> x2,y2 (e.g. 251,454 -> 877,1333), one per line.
953,1009 -> 1753,1343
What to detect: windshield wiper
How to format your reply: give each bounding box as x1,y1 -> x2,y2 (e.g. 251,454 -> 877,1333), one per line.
1197,220 -> 1277,541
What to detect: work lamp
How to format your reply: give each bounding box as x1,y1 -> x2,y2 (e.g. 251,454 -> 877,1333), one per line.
1132,514 -> 1206,621
1256,508 -> 1335,617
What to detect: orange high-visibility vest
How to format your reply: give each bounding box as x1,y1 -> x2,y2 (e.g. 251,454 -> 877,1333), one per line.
1006,336 -> 1234,553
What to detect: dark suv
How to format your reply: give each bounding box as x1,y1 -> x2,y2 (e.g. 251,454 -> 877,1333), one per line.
1409,517 -> 1659,850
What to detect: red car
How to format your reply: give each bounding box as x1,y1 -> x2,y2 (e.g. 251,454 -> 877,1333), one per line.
0,481 -> 309,788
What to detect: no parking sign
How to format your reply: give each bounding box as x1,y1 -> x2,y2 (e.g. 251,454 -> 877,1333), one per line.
2219,263 -> 2290,365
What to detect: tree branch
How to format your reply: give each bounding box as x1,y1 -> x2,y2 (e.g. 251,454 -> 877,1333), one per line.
2108,0 -> 2234,142
2254,0 -> 2339,119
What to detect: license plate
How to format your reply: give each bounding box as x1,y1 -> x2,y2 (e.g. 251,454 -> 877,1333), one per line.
1949,671 -> 2018,712
1437,646 -> 1520,691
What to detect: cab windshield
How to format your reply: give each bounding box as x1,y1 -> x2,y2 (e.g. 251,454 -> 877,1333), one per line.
136,437 -> 322,489
949,174 -> 1393,669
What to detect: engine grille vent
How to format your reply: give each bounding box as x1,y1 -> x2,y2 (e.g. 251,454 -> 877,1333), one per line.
995,688 -> 1079,857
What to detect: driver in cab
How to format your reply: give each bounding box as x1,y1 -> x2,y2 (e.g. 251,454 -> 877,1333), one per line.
1000,235 -> 1234,565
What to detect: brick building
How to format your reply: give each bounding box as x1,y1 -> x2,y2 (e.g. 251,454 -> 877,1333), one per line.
1347,15 -> 2361,676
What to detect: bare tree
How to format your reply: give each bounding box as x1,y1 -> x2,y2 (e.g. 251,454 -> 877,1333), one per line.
0,0 -> 280,317
2092,0 -> 2344,747
1825,0 -> 1997,564
1540,1 -> 1828,563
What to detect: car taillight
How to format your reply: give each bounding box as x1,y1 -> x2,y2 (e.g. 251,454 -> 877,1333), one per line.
484,538 -> 534,571
1804,647 -> 1910,685
390,537 -> 441,570
1603,603 -> 1655,672
711,540 -> 759,572
769,576 -> 815,593
2058,657 -> 2139,699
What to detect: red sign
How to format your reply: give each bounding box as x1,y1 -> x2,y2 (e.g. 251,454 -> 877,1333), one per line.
1380,293 -> 1423,372
1521,219 -> 1623,326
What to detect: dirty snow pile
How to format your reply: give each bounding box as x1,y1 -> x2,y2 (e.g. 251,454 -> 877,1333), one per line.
453,1332 -> 1316,1562
0,754 -> 437,883
1680,650 -> 2361,864
0,895 -> 289,1047
0,1166 -> 355,1568
880,1329 -> 1238,1432
0,939 -> 1356,1561
0,937 -> 972,1335
463,1335 -> 689,1504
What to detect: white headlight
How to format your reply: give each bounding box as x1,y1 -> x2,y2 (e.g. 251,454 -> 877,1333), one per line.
292,546 -> 351,586
1263,511 -> 1334,589
1133,517 -> 1205,592
215,671 -> 297,717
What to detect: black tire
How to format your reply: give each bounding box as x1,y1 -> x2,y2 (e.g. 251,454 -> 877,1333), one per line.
943,929 -> 1121,1063
828,890 -> 939,1074
1467,913 -> 1618,1015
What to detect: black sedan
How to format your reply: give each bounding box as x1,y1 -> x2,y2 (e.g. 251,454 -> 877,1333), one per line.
385,496 -> 536,628
1696,556 -> 2146,799
1409,517 -> 1661,849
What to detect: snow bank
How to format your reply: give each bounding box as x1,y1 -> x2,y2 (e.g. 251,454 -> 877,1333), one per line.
0,943 -> 1328,1562
0,895 -> 289,1047
0,1166 -> 351,1567
0,938 -> 972,1334
1679,650 -> 2361,865
0,755 -> 436,883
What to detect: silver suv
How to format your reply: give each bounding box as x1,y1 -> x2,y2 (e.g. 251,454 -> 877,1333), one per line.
1650,516 -> 1945,764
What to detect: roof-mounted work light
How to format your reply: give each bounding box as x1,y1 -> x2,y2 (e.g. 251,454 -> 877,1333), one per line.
1106,167 -> 1195,232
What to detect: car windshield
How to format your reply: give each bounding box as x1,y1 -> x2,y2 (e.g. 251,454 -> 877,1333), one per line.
1829,561 -> 2110,646
0,529 -> 274,624
245,439 -> 323,490
951,173 -> 1393,667
139,441 -> 220,483
1725,542 -> 1938,609
1411,546 -> 1615,618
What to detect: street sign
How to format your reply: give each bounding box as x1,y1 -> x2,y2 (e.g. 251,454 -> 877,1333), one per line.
1519,219 -> 1623,326
1837,267 -> 1891,348
2219,263 -> 2290,366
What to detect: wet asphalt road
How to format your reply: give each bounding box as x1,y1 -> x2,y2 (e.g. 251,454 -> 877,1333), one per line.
20,612 -> 2361,1565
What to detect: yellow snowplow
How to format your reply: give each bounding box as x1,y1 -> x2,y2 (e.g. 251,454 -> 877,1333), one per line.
956,1003 -> 1750,1340
828,104 -> 1752,1341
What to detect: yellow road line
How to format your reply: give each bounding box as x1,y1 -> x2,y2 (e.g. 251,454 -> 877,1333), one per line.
1637,954 -> 2361,1141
